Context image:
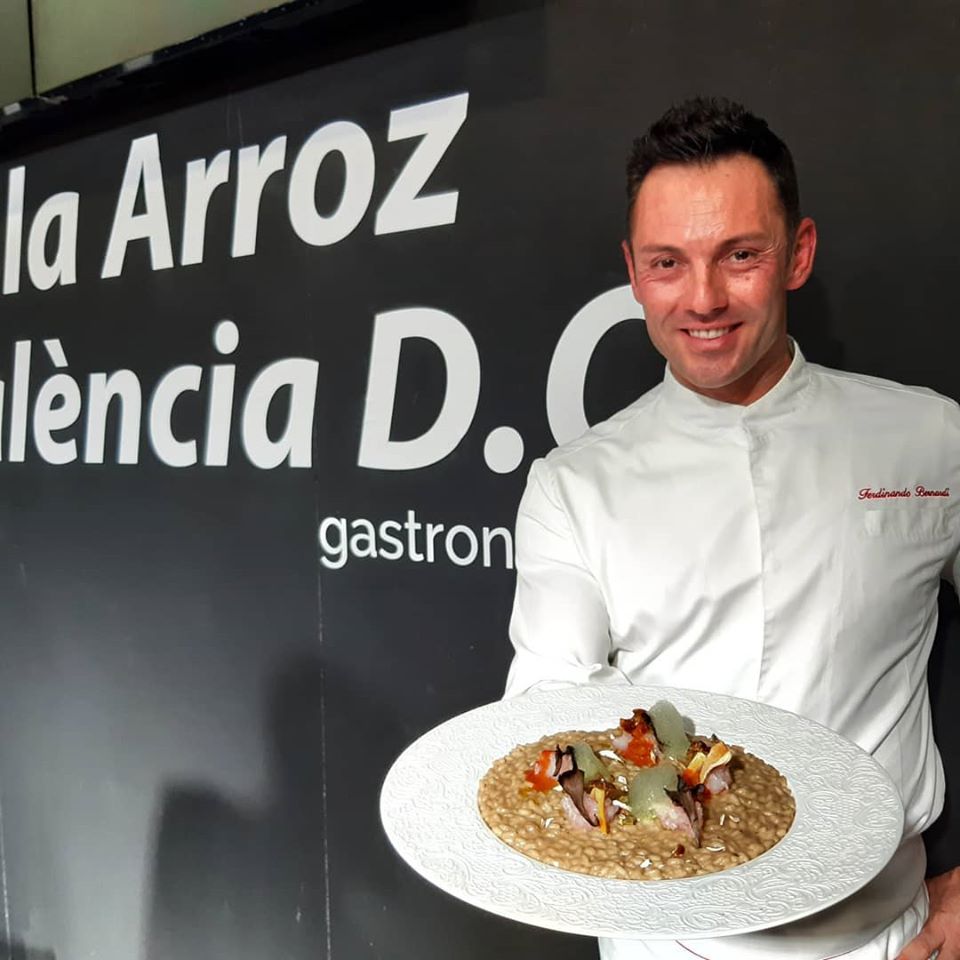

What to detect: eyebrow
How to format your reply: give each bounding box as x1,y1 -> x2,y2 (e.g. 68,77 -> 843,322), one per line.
634,233 -> 771,255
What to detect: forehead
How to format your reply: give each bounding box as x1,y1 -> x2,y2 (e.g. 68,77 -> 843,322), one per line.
630,154 -> 785,245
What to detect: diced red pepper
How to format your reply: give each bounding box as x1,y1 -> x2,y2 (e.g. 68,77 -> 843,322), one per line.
622,733 -> 658,768
524,749 -> 559,791
619,708 -> 652,735
681,767 -> 700,788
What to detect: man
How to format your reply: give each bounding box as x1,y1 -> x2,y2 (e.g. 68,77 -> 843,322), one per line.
504,98 -> 960,960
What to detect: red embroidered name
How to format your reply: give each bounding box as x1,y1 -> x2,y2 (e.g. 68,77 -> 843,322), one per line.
858,487 -> 912,500
858,485 -> 951,500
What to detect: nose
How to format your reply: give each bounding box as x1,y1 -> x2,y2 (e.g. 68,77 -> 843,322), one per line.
685,262 -> 728,319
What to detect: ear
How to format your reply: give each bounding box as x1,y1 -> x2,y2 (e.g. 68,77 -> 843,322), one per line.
621,239 -> 642,301
785,217 -> 817,291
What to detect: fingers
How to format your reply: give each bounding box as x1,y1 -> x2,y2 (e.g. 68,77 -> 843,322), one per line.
896,928 -> 943,960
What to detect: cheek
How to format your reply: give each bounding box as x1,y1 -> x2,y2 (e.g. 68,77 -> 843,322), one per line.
727,265 -> 781,306
634,282 -> 678,321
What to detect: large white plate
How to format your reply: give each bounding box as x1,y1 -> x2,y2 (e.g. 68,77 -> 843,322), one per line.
379,684 -> 904,940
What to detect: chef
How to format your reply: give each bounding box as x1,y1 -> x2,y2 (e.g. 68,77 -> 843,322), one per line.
504,97 -> 960,960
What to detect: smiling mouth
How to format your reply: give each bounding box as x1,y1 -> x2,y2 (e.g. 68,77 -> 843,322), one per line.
685,324 -> 741,340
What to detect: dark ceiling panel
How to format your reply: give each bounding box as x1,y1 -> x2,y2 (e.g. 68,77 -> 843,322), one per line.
0,0 -> 33,107
33,0 -> 294,92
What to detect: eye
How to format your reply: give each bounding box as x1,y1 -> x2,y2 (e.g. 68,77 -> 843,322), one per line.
730,249 -> 755,263
654,257 -> 678,269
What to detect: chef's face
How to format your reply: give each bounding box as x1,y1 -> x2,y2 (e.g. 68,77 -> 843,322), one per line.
622,153 -> 816,405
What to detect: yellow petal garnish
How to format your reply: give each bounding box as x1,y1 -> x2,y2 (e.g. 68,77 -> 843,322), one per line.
591,785 -> 609,834
701,742 -> 733,781
685,752 -> 706,780
682,741 -> 732,785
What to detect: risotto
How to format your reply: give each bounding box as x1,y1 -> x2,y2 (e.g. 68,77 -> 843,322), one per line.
478,723 -> 794,880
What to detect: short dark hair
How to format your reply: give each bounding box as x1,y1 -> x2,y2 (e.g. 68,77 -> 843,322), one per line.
625,97 -> 800,237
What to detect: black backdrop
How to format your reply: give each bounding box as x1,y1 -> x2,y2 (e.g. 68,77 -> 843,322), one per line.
1,2 -> 959,958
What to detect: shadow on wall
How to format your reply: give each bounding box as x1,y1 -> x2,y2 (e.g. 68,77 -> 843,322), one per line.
142,655 -> 328,960
789,275 -> 845,370
2,940 -> 56,960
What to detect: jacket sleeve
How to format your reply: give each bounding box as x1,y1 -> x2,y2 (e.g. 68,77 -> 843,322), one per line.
503,457 -> 629,698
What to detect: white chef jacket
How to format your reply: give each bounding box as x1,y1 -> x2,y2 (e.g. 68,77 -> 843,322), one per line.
504,343 -> 960,960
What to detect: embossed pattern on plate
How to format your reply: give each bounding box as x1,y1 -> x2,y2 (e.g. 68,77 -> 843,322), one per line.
380,685 -> 904,940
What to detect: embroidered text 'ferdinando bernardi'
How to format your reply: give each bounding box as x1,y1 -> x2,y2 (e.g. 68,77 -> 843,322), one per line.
858,486 -> 950,500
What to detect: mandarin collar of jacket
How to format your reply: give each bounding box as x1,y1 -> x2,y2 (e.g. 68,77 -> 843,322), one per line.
657,338 -> 814,435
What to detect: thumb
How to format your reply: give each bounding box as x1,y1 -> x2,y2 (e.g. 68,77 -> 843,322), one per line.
897,924 -> 943,960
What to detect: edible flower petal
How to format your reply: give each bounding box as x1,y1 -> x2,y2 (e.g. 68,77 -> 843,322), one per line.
558,768 -> 599,827
591,785 -> 609,834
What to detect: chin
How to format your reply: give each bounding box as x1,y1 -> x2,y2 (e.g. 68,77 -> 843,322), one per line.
676,361 -> 745,392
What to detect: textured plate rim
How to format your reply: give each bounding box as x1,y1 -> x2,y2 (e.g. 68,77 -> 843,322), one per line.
380,685 -> 904,940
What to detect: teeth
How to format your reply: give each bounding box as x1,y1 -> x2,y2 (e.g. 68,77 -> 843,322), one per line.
688,327 -> 731,340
